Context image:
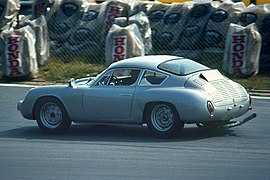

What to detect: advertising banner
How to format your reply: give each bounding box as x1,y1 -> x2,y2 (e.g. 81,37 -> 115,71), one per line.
224,23 -> 261,76
228,33 -> 248,74
1,25 -> 38,79
106,24 -> 144,66
112,35 -> 127,62
4,35 -> 24,77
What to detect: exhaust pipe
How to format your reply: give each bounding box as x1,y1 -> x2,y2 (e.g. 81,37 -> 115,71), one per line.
224,113 -> 257,129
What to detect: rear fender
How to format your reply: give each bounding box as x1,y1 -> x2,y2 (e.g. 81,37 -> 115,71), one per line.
139,88 -> 210,123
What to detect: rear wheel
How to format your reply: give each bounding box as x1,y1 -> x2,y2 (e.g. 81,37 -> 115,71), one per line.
34,97 -> 71,134
146,103 -> 184,137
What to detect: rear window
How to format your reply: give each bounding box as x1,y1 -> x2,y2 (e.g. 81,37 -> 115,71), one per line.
158,58 -> 209,76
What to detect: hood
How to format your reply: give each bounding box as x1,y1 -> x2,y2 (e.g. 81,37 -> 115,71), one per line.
68,76 -> 96,87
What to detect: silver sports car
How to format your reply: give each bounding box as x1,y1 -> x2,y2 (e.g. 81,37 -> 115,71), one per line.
17,55 -> 256,137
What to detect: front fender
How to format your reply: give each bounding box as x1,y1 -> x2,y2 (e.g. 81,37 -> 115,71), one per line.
19,86 -> 85,121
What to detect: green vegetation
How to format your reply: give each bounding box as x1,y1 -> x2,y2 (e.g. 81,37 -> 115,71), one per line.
232,74 -> 270,90
38,58 -> 106,83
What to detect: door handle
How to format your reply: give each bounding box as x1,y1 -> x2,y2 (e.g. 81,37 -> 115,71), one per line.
120,94 -> 132,97
239,105 -> 244,108
227,107 -> 233,111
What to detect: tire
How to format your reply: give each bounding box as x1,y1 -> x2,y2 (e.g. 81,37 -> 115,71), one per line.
34,97 -> 71,134
146,103 -> 184,137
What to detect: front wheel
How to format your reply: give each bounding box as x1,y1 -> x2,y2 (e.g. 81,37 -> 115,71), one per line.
34,97 -> 71,134
146,103 -> 184,137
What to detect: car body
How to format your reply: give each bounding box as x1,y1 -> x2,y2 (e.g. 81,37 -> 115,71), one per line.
17,55 -> 256,137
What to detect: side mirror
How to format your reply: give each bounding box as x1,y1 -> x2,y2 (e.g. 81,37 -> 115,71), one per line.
68,78 -> 75,87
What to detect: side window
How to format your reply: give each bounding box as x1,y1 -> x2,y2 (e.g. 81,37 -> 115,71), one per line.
95,70 -> 113,86
109,69 -> 141,86
96,69 -> 141,86
139,70 -> 167,86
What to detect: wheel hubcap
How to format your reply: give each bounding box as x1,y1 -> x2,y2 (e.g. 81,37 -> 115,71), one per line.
151,104 -> 174,132
40,102 -> 62,129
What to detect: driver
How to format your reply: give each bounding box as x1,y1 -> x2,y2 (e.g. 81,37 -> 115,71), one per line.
109,69 -> 140,85
129,70 -> 140,84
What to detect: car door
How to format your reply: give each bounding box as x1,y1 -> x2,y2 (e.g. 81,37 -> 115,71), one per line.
83,68 -> 141,121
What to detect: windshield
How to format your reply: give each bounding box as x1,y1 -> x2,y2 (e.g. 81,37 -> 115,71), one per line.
158,58 -> 210,76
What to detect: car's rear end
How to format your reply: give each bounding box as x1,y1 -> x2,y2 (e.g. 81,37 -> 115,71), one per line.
185,69 -> 254,126
157,57 -> 254,125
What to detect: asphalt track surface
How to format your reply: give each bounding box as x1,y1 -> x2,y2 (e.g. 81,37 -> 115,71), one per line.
0,85 -> 269,180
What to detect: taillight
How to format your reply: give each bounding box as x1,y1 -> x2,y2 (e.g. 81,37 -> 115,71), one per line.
249,95 -> 252,110
207,101 -> 214,114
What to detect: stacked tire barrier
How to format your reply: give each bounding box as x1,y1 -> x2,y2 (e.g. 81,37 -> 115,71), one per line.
1,0 -> 270,80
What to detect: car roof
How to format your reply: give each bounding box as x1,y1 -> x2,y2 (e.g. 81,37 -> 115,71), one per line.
108,55 -> 185,70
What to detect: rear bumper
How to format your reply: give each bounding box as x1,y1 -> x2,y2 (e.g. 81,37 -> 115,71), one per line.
196,113 -> 257,129
211,98 -> 252,122
223,113 -> 257,129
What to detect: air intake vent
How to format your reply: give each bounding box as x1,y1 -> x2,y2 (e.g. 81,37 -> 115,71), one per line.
193,78 -> 207,86
235,83 -> 249,99
210,80 -> 241,100
209,91 -> 223,103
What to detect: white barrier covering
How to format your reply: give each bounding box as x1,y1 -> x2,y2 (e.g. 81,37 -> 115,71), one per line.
105,24 -> 144,66
99,0 -> 139,44
115,11 -> 152,54
224,23 -> 261,76
1,25 -> 38,79
0,0 -> 20,30
25,15 -> 50,67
